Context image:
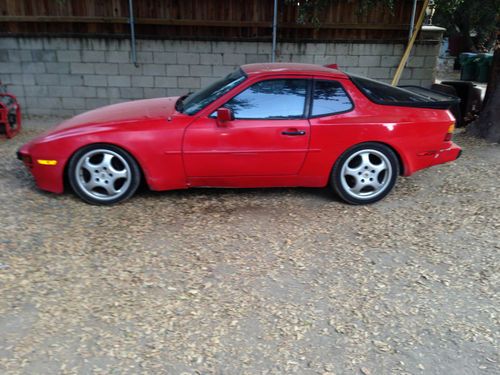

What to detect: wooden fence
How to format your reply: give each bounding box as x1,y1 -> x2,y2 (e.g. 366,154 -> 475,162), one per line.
0,0 -> 418,41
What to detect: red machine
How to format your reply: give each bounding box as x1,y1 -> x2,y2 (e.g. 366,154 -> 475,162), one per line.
0,81 -> 21,138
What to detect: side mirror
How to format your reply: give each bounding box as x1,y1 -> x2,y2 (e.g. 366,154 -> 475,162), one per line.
216,108 -> 234,124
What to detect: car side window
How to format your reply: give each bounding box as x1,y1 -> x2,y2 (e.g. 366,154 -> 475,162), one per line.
311,80 -> 353,117
224,79 -> 308,119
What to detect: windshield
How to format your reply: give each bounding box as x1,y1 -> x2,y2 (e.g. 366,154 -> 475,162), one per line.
181,69 -> 247,115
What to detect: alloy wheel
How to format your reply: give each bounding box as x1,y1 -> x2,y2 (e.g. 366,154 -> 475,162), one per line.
74,149 -> 132,202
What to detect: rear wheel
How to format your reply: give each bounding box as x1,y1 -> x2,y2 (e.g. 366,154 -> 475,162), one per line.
331,143 -> 399,205
68,144 -> 141,205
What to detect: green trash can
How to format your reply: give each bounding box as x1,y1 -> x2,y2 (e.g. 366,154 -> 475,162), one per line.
476,53 -> 493,83
459,52 -> 478,81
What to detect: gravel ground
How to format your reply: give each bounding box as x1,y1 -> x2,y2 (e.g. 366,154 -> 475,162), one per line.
0,121 -> 499,375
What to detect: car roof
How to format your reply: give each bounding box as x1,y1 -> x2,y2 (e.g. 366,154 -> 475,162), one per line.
241,63 -> 348,79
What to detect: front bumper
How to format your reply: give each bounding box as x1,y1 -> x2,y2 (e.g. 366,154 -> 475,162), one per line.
17,148 -> 33,168
16,146 -> 65,194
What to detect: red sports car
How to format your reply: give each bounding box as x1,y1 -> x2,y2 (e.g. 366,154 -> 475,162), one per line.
18,63 -> 461,205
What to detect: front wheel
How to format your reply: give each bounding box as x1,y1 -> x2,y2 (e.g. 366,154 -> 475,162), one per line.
331,143 -> 399,205
68,144 -> 141,205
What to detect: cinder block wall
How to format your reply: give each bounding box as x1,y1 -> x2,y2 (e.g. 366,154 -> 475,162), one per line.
0,36 -> 441,117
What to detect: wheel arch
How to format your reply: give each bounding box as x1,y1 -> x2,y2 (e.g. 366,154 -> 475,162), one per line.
329,140 -> 403,204
369,141 -> 406,176
63,142 -> 150,191
335,140 -> 406,176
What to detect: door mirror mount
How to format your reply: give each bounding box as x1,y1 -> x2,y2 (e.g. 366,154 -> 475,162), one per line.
216,108 -> 234,125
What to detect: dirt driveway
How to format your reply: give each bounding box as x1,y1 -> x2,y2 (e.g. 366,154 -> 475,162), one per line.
1,122 -> 499,375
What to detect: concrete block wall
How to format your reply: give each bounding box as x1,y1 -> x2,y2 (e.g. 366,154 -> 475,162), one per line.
0,36 -> 441,117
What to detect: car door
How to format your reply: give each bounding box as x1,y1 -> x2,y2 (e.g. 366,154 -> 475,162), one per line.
183,78 -> 311,178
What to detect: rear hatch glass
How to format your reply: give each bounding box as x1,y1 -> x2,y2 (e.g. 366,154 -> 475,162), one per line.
349,74 -> 458,109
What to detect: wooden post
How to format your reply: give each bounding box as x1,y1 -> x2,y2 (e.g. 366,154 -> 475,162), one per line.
392,0 -> 430,86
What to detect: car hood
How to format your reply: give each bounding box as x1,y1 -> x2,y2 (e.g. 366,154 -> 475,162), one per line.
55,96 -> 179,130
22,96 -> 180,147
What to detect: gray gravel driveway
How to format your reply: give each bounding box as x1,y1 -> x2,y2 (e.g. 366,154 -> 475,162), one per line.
0,122 -> 499,374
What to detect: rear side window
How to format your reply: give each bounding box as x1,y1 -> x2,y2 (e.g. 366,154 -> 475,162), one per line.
349,74 -> 429,105
311,80 -> 353,117
224,79 -> 308,119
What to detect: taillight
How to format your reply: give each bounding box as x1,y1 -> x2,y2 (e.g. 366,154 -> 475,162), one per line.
444,122 -> 455,141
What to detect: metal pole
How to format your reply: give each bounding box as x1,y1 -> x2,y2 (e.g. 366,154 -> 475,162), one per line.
128,0 -> 138,67
408,0 -> 417,41
271,0 -> 278,62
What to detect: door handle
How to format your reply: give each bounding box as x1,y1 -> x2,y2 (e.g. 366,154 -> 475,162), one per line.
282,130 -> 306,136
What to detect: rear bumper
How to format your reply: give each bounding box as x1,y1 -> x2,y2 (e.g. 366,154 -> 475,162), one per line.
405,142 -> 462,176
437,142 -> 462,162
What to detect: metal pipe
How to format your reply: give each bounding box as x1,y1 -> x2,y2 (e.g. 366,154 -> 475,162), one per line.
128,0 -> 138,67
271,0 -> 278,62
408,0 -> 417,41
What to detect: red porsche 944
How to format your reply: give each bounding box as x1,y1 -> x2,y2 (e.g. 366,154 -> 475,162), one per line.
18,63 -> 461,205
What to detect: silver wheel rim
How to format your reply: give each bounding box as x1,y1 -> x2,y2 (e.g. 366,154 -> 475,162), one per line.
75,149 -> 131,202
340,149 -> 392,200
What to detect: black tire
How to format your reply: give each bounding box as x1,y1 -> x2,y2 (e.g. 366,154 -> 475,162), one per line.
68,144 -> 141,205
331,142 -> 399,205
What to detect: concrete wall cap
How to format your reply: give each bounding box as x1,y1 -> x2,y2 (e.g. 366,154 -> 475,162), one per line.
421,26 -> 446,32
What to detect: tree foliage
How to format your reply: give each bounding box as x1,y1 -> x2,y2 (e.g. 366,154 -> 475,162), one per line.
433,0 -> 500,51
